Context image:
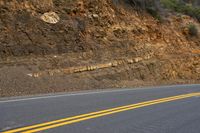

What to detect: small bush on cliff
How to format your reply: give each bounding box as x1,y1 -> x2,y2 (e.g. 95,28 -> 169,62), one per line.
188,24 -> 198,37
146,5 -> 162,21
128,0 -> 163,20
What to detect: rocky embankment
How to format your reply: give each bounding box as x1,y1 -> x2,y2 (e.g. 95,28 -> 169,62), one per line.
0,0 -> 200,97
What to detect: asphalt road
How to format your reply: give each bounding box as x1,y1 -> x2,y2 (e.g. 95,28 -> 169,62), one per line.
0,84 -> 200,133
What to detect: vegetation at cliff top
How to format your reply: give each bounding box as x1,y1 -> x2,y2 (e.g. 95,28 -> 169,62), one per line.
129,0 -> 200,21
161,0 -> 200,21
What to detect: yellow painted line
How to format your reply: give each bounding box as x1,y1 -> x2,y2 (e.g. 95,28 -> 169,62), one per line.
3,93 -> 200,133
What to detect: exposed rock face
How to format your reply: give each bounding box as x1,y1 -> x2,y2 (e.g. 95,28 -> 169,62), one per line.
0,0 -> 199,58
0,0 -> 199,97
0,0 -> 53,12
0,0 -> 87,57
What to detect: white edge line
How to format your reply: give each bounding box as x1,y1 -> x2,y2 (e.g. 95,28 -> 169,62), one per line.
0,84 -> 199,103
0,88 -> 139,103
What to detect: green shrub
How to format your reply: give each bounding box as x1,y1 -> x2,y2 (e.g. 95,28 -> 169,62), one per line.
161,0 -> 200,22
128,0 -> 162,20
128,0 -> 200,22
146,7 -> 162,21
188,24 -> 198,36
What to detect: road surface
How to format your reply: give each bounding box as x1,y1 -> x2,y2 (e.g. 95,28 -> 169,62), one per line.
0,84 -> 200,133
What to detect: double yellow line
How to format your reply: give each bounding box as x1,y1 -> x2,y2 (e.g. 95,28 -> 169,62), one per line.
3,92 -> 200,133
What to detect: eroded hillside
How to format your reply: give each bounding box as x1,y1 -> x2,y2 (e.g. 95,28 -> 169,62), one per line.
0,0 -> 200,97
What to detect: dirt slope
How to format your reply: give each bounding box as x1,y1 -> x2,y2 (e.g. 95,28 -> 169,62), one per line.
0,0 -> 200,97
